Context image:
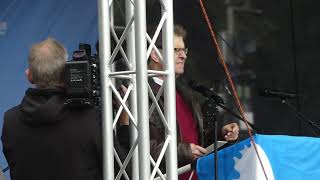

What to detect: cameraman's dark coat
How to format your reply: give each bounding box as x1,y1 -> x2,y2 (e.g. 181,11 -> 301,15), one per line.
149,78 -> 234,168
1,88 -> 127,180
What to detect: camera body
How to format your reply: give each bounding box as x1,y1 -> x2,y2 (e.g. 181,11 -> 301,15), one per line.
65,43 -> 100,106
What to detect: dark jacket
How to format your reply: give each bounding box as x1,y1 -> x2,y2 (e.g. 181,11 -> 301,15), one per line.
1,88 -> 127,180
149,78 -> 233,168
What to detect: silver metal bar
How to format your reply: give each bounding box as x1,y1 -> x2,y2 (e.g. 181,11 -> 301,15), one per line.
109,0 -> 114,7
99,0 -> 179,179
110,17 -> 133,65
97,0 -> 114,179
146,13 -> 167,60
109,75 -> 132,79
153,164 -> 193,180
148,84 -> 169,132
110,83 -> 138,128
158,0 -> 167,11
162,0 -> 178,179
109,70 -> 136,77
113,25 -> 126,31
115,139 -> 139,180
110,1 -> 117,87
150,135 -> 171,179
125,0 -> 139,178
147,70 -> 169,75
148,83 -> 164,117
134,0 -> 151,179
112,84 -> 133,128
114,148 -> 130,180
150,156 -> 166,180
146,33 -> 163,61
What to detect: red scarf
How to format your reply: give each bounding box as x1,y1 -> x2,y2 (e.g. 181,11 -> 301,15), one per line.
176,91 -> 198,180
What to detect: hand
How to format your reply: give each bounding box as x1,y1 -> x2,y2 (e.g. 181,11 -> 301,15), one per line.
221,123 -> 239,141
190,143 -> 207,160
119,110 -> 129,125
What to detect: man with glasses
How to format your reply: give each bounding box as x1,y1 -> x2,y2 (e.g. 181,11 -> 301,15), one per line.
148,25 -> 239,179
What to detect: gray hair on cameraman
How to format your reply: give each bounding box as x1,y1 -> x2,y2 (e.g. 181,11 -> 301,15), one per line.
28,38 -> 68,88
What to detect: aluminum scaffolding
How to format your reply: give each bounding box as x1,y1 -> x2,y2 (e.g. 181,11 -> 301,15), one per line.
97,0 -> 178,179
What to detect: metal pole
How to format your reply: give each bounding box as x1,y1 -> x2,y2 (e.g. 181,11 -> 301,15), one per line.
97,0 -> 114,179
134,0 -> 151,179
162,0 -> 178,179
154,164 -> 193,180
125,0 -> 139,179
227,4 -> 235,36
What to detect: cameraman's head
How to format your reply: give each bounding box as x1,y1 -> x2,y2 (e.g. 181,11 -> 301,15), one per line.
26,38 -> 68,89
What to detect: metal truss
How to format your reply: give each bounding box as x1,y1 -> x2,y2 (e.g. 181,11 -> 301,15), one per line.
98,0 -> 178,180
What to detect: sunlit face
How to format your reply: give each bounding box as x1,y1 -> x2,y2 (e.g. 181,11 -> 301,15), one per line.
174,35 -> 187,77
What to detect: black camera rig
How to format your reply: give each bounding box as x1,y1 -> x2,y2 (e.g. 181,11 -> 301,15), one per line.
65,43 -> 101,106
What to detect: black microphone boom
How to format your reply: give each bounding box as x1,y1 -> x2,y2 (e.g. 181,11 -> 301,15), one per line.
189,81 -> 258,131
259,88 -> 297,99
189,80 -> 224,104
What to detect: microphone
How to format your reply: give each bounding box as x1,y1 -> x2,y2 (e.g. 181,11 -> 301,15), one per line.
188,80 -> 224,104
259,88 -> 297,99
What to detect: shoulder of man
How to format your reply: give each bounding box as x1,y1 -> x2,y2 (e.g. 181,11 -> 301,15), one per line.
148,78 -> 161,94
3,105 -> 21,124
2,105 -> 22,142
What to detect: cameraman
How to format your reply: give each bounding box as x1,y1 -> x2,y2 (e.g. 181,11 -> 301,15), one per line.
1,38 -> 128,180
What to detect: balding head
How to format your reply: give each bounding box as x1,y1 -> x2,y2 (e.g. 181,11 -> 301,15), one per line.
27,38 -> 68,88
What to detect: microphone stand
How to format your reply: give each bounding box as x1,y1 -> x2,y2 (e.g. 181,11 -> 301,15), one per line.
202,97 -> 219,180
281,98 -> 320,136
200,90 -> 260,180
217,103 -> 258,133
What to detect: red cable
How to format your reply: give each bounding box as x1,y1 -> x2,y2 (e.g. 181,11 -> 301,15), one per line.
198,0 -> 269,179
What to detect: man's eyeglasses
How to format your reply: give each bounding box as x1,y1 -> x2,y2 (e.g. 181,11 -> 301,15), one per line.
174,48 -> 188,55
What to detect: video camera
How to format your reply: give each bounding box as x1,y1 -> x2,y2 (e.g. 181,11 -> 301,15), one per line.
65,43 -> 100,106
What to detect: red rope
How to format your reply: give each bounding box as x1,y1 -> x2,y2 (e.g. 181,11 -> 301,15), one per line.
198,0 -> 269,179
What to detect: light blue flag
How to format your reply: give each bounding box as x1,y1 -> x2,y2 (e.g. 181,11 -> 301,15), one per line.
197,134 -> 320,180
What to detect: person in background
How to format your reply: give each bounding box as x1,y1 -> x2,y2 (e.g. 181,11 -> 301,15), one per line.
148,25 -> 239,179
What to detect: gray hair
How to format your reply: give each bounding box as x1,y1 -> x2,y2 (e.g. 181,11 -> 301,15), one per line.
28,38 -> 68,88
